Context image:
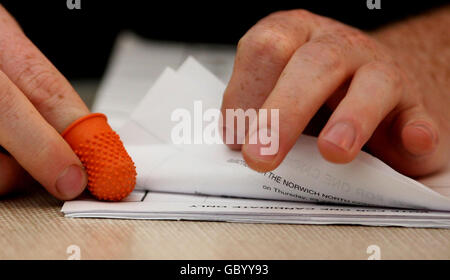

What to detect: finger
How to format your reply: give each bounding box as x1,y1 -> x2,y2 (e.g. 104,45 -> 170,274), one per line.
241,35 -> 366,172
0,70 -> 87,200
400,113 -> 448,176
401,117 -> 438,157
370,106 -> 449,177
221,10 -> 313,149
317,62 -> 403,163
0,152 -> 24,196
0,5 -> 89,132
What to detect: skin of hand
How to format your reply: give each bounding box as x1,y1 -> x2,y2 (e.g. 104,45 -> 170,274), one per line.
0,5 -> 90,199
220,7 -> 450,177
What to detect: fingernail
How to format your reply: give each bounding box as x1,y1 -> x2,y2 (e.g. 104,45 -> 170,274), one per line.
403,122 -> 438,155
245,127 -> 278,162
412,123 -> 437,144
323,122 -> 356,151
56,164 -> 87,199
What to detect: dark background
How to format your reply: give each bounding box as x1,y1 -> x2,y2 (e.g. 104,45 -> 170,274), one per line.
2,0 -> 447,79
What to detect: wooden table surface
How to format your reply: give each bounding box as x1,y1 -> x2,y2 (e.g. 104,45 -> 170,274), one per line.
1,186 -> 449,260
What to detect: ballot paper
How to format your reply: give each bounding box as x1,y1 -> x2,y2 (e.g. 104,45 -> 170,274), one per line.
92,32 -> 235,129
63,34 -> 450,228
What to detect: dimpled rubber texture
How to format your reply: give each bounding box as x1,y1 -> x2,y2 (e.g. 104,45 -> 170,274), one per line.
62,113 -> 136,201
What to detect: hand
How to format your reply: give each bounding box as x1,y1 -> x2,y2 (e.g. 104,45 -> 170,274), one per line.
0,5 -> 89,199
221,9 -> 450,177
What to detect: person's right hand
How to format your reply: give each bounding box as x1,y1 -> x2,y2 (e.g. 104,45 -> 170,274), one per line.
0,5 -> 90,199
220,9 -> 450,177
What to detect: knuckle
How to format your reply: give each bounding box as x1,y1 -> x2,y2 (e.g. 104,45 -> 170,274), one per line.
0,73 -> 18,117
302,36 -> 345,72
14,55 -> 65,108
31,71 -> 62,103
290,9 -> 313,19
266,9 -> 312,21
236,9 -> 314,67
363,61 -> 404,90
238,27 -> 296,66
330,26 -> 375,50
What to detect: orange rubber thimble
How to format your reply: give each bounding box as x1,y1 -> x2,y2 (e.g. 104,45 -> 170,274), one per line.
62,113 -> 136,201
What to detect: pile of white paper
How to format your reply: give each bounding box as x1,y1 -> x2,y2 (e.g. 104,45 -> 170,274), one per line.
63,34 -> 450,228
